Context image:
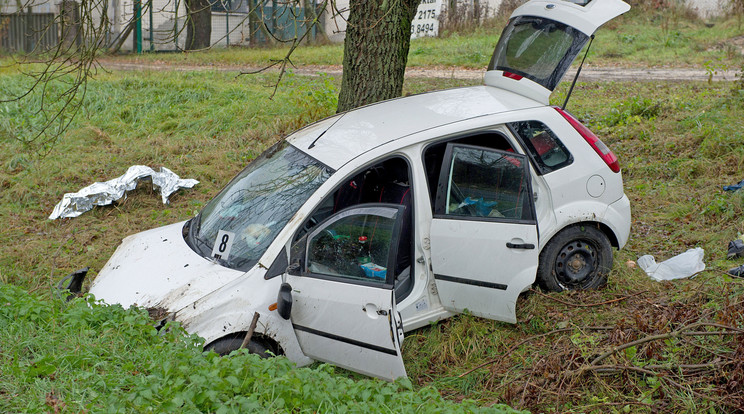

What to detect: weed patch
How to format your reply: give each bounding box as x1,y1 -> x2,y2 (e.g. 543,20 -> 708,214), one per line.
1,67 -> 743,412
0,284 -> 521,412
600,96 -> 663,127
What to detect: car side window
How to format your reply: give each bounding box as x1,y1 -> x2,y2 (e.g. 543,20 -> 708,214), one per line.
305,208 -> 400,286
508,120 -> 572,174
435,144 -> 535,222
295,157 -> 410,242
423,131 -> 514,213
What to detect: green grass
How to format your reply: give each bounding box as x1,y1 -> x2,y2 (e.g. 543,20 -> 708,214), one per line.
0,69 -> 336,290
591,7 -> 744,67
0,284 -> 521,413
1,62 -> 744,412
94,7 -> 744,70
403,79 -> 744,412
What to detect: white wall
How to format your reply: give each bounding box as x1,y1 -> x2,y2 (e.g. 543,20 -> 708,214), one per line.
323,0 -> 505,44
323,0 -> 348,43
685,0 -> 727,19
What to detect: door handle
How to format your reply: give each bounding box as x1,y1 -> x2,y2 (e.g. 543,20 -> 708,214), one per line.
506,242 -> 535,250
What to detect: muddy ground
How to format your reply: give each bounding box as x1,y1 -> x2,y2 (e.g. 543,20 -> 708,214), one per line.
97,60 -> 739,82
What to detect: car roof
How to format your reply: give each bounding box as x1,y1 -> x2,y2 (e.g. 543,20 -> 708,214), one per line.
288,85 -> 542,170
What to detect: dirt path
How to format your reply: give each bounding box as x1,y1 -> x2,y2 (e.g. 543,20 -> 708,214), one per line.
98,60 -> 739,82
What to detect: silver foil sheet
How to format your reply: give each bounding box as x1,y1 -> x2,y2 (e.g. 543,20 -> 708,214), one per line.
49,165 -> 199,220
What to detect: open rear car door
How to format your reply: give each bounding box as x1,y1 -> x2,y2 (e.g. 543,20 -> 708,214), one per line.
485,0 -> 631,104
430,144 -> 539,323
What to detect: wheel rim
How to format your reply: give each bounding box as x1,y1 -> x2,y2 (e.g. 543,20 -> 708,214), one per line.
554,239 -> 599,288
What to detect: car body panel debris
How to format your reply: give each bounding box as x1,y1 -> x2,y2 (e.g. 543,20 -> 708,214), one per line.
49,165 -> 199,220
728,236 -> 744,259
727,265 -> 744,277
723,179 -> 744,192
637,248 -> 706,281
87,0 -> 632,381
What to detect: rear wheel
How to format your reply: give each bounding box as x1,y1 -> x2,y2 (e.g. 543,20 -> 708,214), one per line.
204,333 -> 274,358
537,225 -> 612,292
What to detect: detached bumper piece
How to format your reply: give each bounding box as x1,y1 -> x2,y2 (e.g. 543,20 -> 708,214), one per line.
727,265 -> 744,278
57,267 -> 89,301
727,239 -> 744,260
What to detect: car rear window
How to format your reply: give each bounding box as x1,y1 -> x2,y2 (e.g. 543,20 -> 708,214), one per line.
488,16 -> 589,91
509,120 -> 573,174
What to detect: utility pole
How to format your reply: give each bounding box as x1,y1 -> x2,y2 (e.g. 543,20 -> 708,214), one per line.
149,0 -> 154,51
134,0 -> 142,53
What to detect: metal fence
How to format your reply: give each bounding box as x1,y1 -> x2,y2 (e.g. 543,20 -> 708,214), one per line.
0,0 -> 323,54
0,13 -> 59,53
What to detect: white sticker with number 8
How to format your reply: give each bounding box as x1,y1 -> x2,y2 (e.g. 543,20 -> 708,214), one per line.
211,230 -> 236,260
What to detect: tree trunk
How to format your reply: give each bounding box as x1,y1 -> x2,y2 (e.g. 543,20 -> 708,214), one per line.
60,0 -> 81,51
185,0 -> 212,50
336,0 -> 420,113
304,0 -> 329,44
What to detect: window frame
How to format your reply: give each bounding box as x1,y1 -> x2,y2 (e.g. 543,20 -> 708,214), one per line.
290,204 -> 405,289
422,130 -> 516,212
433,143 -> 537,225
507,120 -> 574,175
293,155 -> 414,243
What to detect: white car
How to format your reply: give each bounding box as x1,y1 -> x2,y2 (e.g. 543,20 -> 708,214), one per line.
87,0 -> 631,380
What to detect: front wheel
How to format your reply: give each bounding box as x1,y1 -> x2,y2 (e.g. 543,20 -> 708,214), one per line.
205,333 -> 274,358
536,225 -> 613,292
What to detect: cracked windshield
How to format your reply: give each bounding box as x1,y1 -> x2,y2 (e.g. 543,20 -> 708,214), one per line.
193,141 -> 332,270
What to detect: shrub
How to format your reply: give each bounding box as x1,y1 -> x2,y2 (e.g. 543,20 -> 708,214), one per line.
600,96 -> 663,127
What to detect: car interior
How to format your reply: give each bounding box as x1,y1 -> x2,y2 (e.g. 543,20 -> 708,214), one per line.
296,157 -> 415,303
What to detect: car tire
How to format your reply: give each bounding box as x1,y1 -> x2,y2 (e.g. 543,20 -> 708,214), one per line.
536,224 -> 612,292
205,334 -> 272,358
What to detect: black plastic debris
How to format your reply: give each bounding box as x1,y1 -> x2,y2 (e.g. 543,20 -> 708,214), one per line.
57,267 -> 89,301
722,179 -> 744,192
727,239 -> 744,259
727,265 -> 744,278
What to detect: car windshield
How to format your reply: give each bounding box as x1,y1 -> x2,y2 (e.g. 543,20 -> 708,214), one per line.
488,16 -> 589,91
190,141 -> 333,271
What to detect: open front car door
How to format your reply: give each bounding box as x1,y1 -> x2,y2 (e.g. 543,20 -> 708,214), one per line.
284,204 -> 407,380
430,144 -> 539,323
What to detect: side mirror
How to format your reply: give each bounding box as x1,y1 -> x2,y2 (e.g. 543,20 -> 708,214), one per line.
277,283 -> 292,320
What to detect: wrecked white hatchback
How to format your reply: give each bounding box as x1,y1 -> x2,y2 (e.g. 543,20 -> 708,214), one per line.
86,0 -> 632,380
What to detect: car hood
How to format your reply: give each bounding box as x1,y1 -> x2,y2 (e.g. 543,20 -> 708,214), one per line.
89,221 -> 245,311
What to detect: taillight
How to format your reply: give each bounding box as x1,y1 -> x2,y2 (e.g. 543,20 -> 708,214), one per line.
554,107 -> 620,173
503,71 -> 523,80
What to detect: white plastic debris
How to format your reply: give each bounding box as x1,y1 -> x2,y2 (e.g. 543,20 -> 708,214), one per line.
637,248 -> 706,281
49,166 -> 199,220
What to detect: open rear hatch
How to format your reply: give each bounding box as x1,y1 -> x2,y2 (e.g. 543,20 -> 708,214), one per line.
485,0 -> 630,104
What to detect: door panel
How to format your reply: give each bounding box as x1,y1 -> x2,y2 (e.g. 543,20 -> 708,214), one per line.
286,276 -> 405,380
430,144 -> 539,323
286,205 -> 406,380
430,220 -> 537,323
485,0 -> 630,103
